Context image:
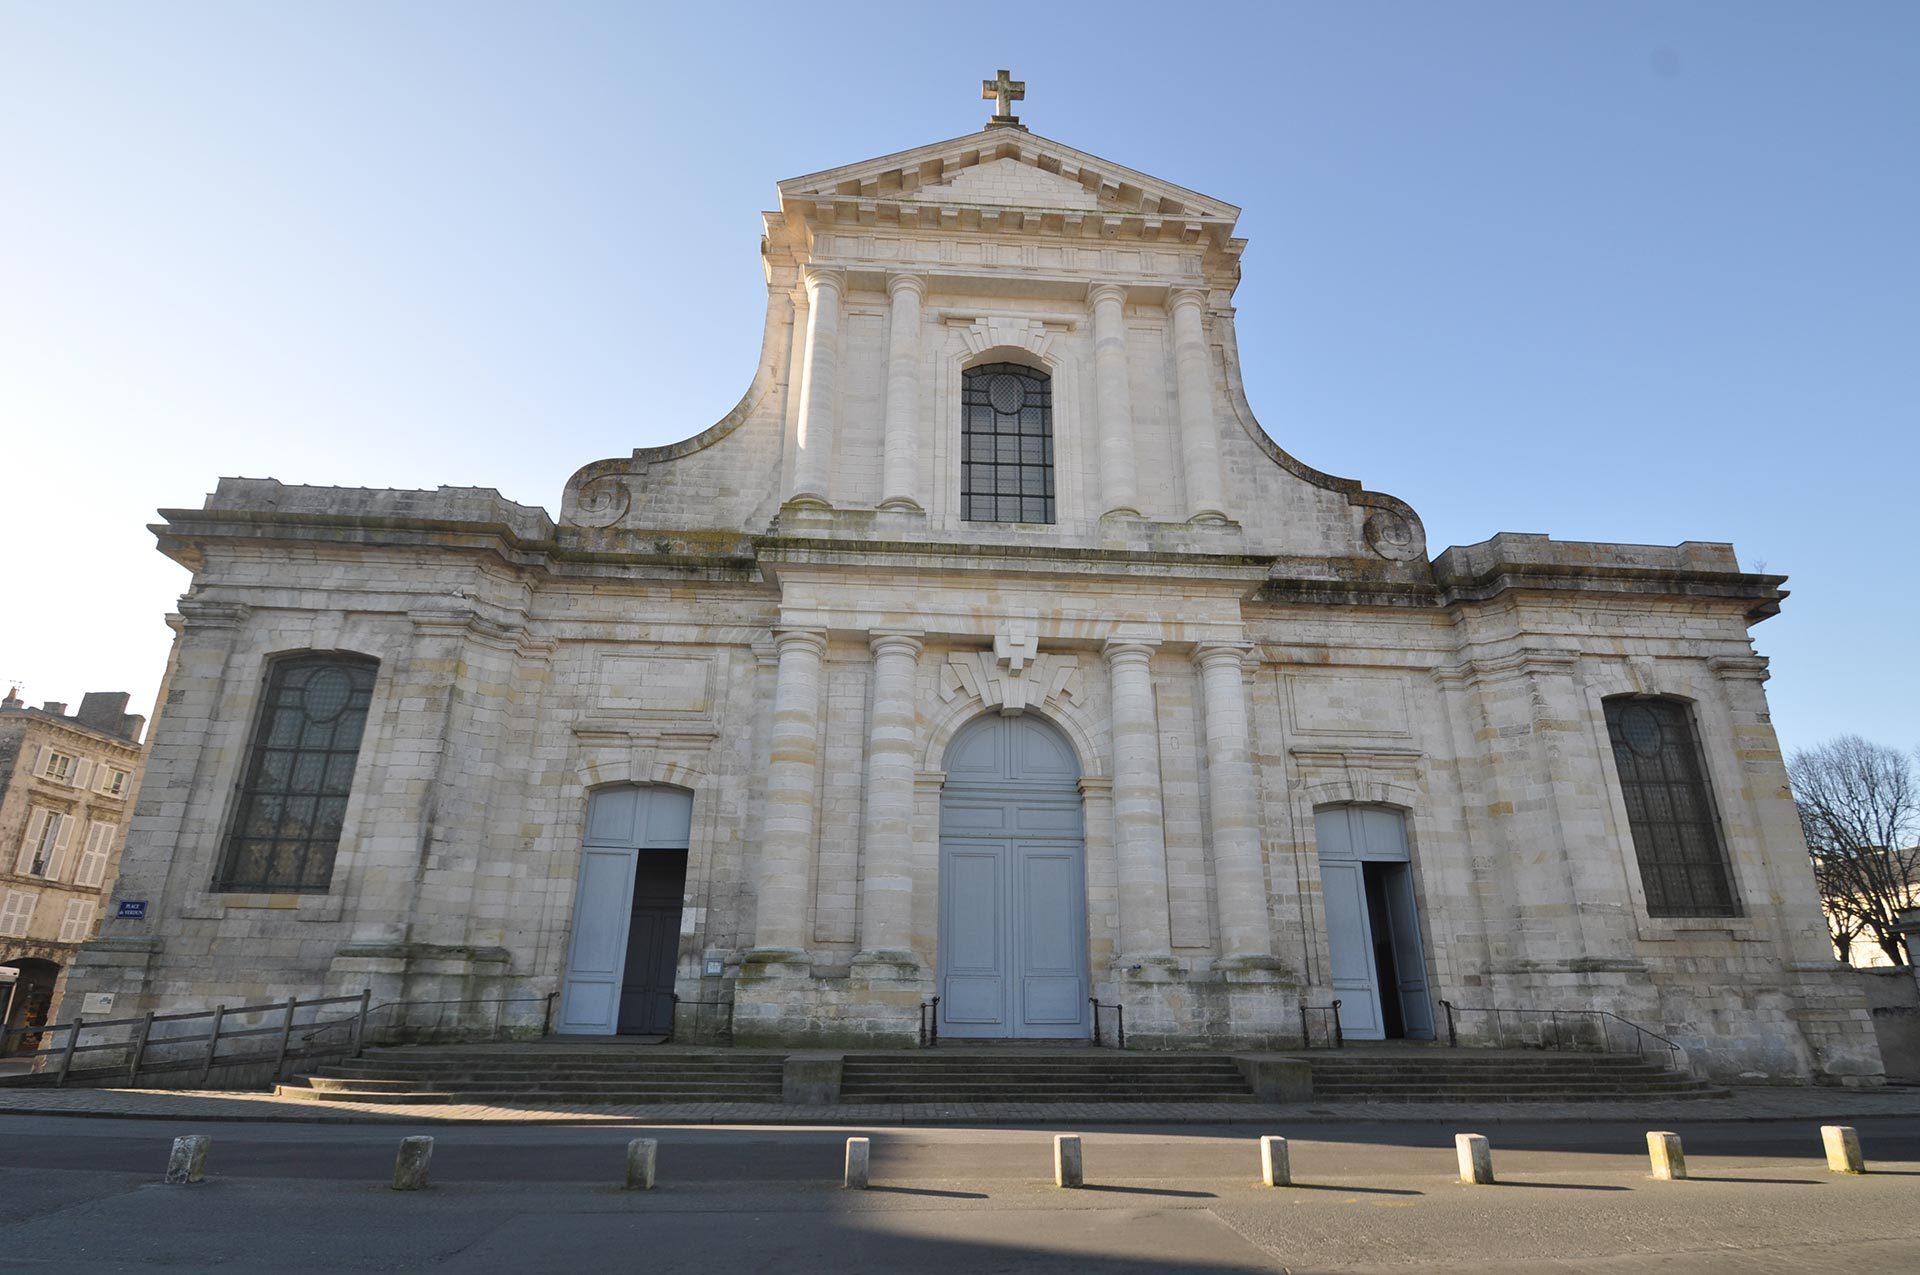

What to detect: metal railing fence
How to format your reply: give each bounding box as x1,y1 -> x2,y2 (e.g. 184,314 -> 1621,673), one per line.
1436,1001 -> 1686,1070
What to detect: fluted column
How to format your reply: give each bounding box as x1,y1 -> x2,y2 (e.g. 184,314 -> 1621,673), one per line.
789,267 -> 845,507
1088,283 -> 1142,517
1104,637 -> 1173,961
878,274 -> 925,512
1194,643 -> 1271,964
858,630 -> 923,963
752,627 -> 828,958
1168,288 -> 1227,522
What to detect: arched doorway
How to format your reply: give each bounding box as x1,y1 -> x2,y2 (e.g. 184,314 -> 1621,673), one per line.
1313,804 -> 1434,1041
556,785 -> 694,1036
937,713 -> 1088,1040
1,957 -> 61,1054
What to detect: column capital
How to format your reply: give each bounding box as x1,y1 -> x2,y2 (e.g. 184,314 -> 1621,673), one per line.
868,629 -> 925,659
1103,636 -> 1161,666
802,265 -> 846,296
1087,281 -> 1129,309
885,271 -> 927,299
1167,285 -> 1209,313
771,626 -> 829,658
1191,640 -> 1255,671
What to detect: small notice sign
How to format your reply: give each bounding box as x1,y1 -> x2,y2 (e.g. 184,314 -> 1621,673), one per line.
81,993 -> 115,1016
116,900 -> 147,919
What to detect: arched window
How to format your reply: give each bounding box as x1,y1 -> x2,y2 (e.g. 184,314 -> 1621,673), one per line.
1603,696 -> 1739,917
217,654 -> 378,893
962,362 -> 1054,524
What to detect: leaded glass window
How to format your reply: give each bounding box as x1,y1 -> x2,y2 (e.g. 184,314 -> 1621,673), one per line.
961,362 -> 1054,524
1604,697 -> 1739,918
217,654 -> 377,892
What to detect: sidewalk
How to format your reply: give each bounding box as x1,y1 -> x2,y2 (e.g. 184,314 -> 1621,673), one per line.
3,1080 -> 1918,1126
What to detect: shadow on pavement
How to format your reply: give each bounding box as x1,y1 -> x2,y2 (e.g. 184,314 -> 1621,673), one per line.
1080,1184 -> 1217,1199
868,1185 -> 989,1199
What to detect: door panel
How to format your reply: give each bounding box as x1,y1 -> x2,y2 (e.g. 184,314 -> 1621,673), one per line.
940,845 -> 1008,1031
1017,846 -> 1085,1030
556,845 -> 638,1034
1320,859 -> 1384,1040
1383,863 -> 1435,1039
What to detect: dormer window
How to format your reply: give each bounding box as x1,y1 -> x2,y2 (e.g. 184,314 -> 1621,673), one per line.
962,362 -> 1054,524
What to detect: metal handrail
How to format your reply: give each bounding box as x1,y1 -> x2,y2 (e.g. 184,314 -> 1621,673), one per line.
1300,1000 -> 1344,1049
0,991 -> 372,1087
1089,999 -> 1126,1049
918,997 -> 940,1047
1436,1000 -> 1687,1070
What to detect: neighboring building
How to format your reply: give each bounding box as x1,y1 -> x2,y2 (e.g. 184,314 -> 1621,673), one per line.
1823,848 -> 1920,967
69,84 -> 1882,1083
0,689 -> 145,1044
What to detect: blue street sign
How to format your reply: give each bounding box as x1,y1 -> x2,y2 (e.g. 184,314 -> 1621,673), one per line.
116,900 -> 147,919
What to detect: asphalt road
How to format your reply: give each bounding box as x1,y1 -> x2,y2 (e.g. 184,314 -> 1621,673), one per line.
4,1114 -> 1918,1273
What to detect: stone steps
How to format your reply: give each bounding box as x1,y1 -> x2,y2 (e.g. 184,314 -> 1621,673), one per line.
1302,1050 -> 1728,1102
275,1043 -> 1726,1107
837,1052 -> 1253,1104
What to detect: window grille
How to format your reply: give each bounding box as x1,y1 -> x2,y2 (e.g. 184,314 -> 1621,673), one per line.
217,655 -> 377,893
1604,697 -> 1740,917
961,362 -> 1054,524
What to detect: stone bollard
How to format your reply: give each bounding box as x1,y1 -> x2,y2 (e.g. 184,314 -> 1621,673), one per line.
392,1136 -> 435,1191
625,1139 -> 658,1191
1053,1134 -> 1084,1188
1646,1131 -> 1687,1181
164,1135 -> 210,1185
1455,1133 -> 1494,1185
844,1137 -> 870,1190
1259,1136 -> 1291,1187
1821,1125 -> 1865,1174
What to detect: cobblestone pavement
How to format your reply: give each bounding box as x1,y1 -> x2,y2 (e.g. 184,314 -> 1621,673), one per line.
3,1082 -> 1918,1126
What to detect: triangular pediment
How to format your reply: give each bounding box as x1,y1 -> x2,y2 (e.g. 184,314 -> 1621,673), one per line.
777,128 -> 1240,229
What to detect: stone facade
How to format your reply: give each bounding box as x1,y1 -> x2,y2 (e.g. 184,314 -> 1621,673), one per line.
68,119 -> 1880,1083
1,690 -> 146,1038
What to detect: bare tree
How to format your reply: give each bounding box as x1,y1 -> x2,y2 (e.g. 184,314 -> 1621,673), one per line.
1788,736 -> 1920,964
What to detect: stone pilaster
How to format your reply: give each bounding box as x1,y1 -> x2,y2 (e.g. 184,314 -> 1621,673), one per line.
789,267 -> 845,508
1088,283 -> 1142,517
878,273 -> 925,512
1103,637 -> 1173,962
856,630 -> 924,966
750,627 -> 828,962
1168,288 -> 1227,522
1193,642 -> 1272,966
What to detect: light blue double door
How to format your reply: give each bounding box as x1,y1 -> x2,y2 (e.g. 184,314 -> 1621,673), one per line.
937,715 -> 1089,1041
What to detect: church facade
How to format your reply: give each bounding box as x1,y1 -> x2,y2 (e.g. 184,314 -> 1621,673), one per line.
73,97 -> 1882,1082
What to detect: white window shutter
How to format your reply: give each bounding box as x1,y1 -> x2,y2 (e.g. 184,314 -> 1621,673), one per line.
0,890 -> 35,939
16,809 -> 48,876
75,758 -> 95,789
46,814 -> 76,880
59,899 -> 96,943
77,822 -> 114,889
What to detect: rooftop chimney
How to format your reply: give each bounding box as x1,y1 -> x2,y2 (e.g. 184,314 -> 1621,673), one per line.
42,701 -> 66,717
76,691 -> 144,742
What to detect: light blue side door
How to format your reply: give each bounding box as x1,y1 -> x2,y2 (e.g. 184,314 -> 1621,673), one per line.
556,786 -> 693,1035
1315,804 -> 1432,1042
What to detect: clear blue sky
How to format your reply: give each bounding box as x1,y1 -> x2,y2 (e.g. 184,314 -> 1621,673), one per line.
2,2 -> 1914,758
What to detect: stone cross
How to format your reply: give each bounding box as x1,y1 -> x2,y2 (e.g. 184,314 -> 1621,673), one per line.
982,69 -> 1025,124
